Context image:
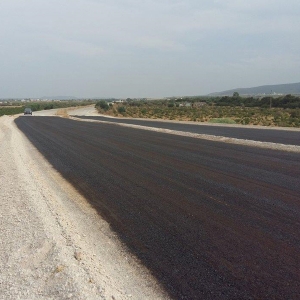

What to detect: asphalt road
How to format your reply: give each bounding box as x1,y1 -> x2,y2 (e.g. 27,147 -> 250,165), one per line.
15,116 -> 300,300
74,115 -> 300,146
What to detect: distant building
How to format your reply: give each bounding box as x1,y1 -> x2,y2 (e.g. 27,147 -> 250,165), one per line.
179,102 -> 192,107
192,102 -> 206,108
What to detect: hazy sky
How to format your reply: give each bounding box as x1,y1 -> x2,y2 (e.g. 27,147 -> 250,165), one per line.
1,0 -> 299,98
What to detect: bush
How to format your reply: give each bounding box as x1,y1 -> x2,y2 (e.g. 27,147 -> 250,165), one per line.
96,100 -> 109,111
44,104 -> 54,110
0,107 -> 24,116
118,106 -> 126,113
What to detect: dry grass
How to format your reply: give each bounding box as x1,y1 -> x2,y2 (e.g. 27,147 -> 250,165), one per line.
97,102 -> 300,127
56,109 -> 70,118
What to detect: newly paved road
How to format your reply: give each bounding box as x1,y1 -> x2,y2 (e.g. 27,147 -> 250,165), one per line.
74,115 -> 300,146
16,116 -> 300,299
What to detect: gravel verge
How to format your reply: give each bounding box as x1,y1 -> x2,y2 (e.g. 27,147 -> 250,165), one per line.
0,114 -> 168,300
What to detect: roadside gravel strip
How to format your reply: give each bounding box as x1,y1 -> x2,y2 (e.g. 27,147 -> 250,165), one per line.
70,115 -> 300,153
0,115 -> 168,299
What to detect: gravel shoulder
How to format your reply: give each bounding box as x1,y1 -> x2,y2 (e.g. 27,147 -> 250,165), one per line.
0,114 -> 168,300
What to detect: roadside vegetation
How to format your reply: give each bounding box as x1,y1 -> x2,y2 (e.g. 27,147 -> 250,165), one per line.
96,94 -> 300,127
0,100 -> 95,117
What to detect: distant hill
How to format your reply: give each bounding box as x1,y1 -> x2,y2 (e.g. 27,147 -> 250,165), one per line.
40,96 -> 78,100
209,82 -> 300,96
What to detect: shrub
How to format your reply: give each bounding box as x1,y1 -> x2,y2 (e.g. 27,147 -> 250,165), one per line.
44,104 -> 54,110
96,100 -> 109,111
118,106 -> 126,113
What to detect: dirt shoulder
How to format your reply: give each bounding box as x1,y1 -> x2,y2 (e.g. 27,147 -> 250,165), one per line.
0,114 -> 168,300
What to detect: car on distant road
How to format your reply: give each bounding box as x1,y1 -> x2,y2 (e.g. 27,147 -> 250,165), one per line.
24,108 -> 32,115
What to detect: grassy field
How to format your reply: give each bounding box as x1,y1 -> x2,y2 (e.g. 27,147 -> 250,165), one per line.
0,106 -> 25,116
0,100 -> 95,117
96,99 -> 300,127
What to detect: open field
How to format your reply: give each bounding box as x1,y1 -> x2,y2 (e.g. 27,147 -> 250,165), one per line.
96,97 -> 300,127
0,100 -> 95,117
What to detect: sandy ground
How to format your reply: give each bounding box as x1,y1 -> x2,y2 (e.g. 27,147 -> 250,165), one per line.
0,112 -> 168,300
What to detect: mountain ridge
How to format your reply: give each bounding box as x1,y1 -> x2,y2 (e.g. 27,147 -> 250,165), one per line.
209,82 -> 300,96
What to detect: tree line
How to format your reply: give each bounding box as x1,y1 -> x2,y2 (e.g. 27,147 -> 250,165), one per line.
214,93 -> 300,109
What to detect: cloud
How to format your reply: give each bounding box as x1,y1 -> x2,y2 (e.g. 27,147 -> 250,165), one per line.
1,0 -> 299,54
45,36 -> 106,57
0,0 -> 299,97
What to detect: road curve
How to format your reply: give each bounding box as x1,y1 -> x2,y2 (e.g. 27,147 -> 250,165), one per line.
15,116 -> 300,300
73,115 -> 300,146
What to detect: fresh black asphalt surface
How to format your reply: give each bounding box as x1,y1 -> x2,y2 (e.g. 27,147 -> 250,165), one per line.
74,115 -> 300,146
16,116 -> 300,299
